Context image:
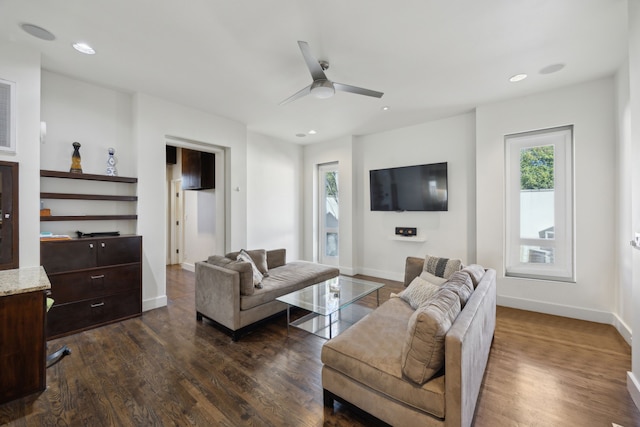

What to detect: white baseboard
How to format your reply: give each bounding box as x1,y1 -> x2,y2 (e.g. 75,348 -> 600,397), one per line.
358,267 -> 403,283
339,266 -> 356,276
498,295 -> 613,324
181,262 -> 195,272
143,295 -> 168,312
628,372 -> 640,411
613,313 -> 633,346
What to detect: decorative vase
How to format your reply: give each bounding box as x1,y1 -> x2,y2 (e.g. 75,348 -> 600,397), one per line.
69,142 -> 82,173
106,147 -> 118,176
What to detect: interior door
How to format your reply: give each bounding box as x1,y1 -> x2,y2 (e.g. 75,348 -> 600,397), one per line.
0,161 -> 18,270
319,163 -> 339,266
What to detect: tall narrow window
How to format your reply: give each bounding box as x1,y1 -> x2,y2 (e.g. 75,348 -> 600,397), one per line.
318,163 -> 339,266
505,126 -> 574,281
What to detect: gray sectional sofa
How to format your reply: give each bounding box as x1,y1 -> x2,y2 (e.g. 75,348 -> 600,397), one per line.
321,256 -> 496,427
195,248 -> 339,340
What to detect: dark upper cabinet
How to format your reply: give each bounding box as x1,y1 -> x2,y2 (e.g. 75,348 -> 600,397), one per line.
181,148 -> 215,190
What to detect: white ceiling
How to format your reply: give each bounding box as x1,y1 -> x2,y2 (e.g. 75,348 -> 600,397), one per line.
0,0 -> 628,144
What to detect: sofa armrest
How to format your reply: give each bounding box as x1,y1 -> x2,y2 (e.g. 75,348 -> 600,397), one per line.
404,256 -> 424,287
195,261 -> 241,331
267,248 -> 286,269
444,269 -> 496,427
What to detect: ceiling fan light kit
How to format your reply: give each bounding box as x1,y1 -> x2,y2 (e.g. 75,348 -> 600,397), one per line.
280,41 -> 383,105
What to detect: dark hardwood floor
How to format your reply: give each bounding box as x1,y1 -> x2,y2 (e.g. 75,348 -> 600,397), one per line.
1,265 -> 638,426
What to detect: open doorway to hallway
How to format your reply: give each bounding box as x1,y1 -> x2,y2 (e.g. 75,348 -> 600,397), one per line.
166,141 -> 225,270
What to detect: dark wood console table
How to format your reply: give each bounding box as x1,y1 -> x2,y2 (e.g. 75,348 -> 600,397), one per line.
0,267 -> 51,404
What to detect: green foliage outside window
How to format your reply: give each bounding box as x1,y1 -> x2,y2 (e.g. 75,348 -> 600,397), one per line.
520,146 -> 554,190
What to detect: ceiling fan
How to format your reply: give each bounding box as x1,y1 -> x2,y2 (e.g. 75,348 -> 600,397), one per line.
279,41 -> 384,105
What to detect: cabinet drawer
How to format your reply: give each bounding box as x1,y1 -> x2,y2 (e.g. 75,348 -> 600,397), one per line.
41,240 -> 98,273
48,264 -> 141,305
97,236 -> 141,266
47,291 -> 141,338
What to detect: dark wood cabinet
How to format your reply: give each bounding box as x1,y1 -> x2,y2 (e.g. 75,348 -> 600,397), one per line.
181,148 -> 214,190
41,235 -> 142,339
0,161 -> 19,270
0,290 -> 46,403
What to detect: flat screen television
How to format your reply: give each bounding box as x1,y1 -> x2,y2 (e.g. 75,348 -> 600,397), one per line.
369,162 -> 448,211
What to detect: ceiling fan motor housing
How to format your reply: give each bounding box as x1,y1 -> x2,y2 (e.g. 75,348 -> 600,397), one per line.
310,79 -> 335,98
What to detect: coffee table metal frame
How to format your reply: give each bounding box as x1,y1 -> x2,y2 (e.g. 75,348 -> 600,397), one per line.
276,276 -> 384,339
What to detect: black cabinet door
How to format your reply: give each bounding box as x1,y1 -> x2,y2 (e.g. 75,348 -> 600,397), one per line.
0,161 -> 18,270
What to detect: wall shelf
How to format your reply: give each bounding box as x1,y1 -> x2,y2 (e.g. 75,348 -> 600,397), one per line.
41,215 -> 138,222
40,170 -> 138,223
389,234 -> 426,242
40,170 -> 137,183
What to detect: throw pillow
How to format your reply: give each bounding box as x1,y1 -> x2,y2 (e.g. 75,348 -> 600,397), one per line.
423,254 -> 462,279
207,255 -> 255,296
237,250 -> 264,288
401,288 -> 461,385
418,270 -> 448,286
226,249 -> 269,276
461,264 -> 485,288
397,276 -> 441,309
439,271 -> 474,308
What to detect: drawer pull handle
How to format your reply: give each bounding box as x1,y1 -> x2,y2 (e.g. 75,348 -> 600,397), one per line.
89,243 -> 94,249
91,275 -> 105,280
90,302 -> 105,308
101,242 -> 106,248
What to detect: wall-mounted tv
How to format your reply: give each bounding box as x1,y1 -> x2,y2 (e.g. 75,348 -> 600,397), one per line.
369,162 -> 448,211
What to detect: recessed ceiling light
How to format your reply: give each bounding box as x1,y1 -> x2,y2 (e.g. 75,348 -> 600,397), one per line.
20,23 -> 55,41
72,42 -> 96,55
308,130 -> 317,135
539,63 -> 565,75
509,73 -> 528,83
381,106 -> 390,111
295,133 -> 306,138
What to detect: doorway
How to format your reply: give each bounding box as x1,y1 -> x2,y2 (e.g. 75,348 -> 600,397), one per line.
318,162 -> 339,266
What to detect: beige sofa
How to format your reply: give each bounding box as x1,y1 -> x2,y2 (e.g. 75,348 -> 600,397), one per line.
195,248 -> 339,340
321,256 -> 496,427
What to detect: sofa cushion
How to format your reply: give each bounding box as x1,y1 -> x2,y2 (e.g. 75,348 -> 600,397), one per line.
321,298 -> 447,419
423,254 -> 462,279
237,250 -> 264,288
226,249 -> 269,275
395,276 -> 441,309
240,261 -> 339,311
461,264 -> 485,288
439,271 -> 474,308
401,288 -> 461,385
207,255 -> 255,296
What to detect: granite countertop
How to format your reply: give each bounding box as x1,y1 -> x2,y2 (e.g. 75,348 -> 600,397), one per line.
0,266 -> 51,296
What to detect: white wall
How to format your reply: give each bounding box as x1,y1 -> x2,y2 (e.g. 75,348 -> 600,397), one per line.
354,113 -> 477,281
476,78 -> 617,324
246,132 -> 303,260
133,93 -> 246,311
0,42 -> 41,267
40,71 -> 136,236
627,0 -> 640,410
616,62 -> 633,342
304,136 -> 356,274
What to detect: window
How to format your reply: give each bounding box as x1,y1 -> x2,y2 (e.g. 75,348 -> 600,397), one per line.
505,126 -> 574,281
318,162 -> 339,266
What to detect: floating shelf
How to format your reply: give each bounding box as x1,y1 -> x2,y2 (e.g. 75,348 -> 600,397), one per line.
40,193 -> 137,202
40,215 -> 138,222
389,234 -> 426,242
40,170 -> 137,183
40,170 -> 138,223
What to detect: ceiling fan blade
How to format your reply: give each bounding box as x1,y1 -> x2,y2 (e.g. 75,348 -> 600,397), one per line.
334,82 -> 384,98
298,41 -> 327,81
279,84 -> 312,105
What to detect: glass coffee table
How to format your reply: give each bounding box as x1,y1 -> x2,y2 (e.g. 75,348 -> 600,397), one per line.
276,276 -> 384,339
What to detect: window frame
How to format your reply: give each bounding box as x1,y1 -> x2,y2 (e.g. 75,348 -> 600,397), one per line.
504,126 -> 575,282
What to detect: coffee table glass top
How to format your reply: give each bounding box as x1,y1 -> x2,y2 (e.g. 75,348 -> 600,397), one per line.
276,276 -> 384,317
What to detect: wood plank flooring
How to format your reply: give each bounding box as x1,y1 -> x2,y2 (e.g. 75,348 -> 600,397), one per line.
1,265 -> 638,426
